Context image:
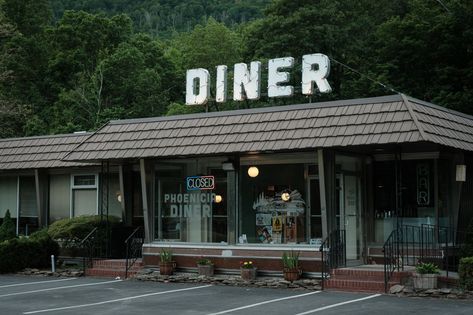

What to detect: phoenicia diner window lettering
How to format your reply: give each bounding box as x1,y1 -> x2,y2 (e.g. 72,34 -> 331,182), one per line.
186,53 -> 332,105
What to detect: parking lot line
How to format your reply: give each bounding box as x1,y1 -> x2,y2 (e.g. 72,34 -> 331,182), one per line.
0,279 -> 122,298
23,284 -> 213,314
0,278 -> 77,288
207,291 -> 321,315
294,293 -> 381,314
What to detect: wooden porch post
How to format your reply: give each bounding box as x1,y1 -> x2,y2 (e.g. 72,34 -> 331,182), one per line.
140,159 -> 154,243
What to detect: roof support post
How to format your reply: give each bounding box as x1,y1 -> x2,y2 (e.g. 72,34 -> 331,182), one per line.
140,159 -> 154,243
318,150 -> 328,240
226,167 -> 238,245
34,169 -> 48,228
318,149 -> 336,240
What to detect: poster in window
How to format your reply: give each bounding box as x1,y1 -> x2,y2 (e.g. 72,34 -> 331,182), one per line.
272,216 -> 282,232
256,213 -> 272,226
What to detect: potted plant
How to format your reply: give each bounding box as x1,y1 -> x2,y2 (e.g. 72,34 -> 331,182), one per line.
240,260 -> 256,281
282,250 -> 302,281
413,262 -> 440,289
196,257 -> 214,277
159,248 -> 175,276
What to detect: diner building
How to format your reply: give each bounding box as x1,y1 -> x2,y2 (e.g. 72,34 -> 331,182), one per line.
0,94 -> 472,273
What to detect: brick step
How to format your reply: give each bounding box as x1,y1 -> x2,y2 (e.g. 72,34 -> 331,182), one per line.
85,268 -> 139,278
332,269 -> 410,279
92,259 -> 143,268
329,275 -> 392,282
325,279 -> 396,292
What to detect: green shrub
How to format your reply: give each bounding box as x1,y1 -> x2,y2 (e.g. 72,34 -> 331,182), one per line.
0,210 -> 16,242
459,257 -> 473,290
460,221 -> 473,258
47,215 -> 121,250
0,231 -> 59,273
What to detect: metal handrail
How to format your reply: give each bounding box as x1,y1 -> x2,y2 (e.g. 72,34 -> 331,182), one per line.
319,229 -> 346,290
125,226 -> 144,279
383,223 -> 470,292
383,228 -> 400,292
80,227 -> 98,275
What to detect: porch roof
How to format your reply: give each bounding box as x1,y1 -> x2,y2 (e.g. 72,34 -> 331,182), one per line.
0,132 -> 93,170
61,94 -> 473,162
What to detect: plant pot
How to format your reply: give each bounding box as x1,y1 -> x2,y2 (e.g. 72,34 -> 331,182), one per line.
413,273 -> 438,289
197,264 -> 214,277
283,268 -> 302,282
160,261 -> 175,276
240,267 -> 256,281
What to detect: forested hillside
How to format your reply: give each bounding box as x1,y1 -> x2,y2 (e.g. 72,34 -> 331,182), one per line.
50,0 -> 270,37
0,0 -> 472,139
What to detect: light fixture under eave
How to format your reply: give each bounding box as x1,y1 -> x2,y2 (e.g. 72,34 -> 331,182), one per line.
248,166 -> 259,178
281,192 -> 291,202
215,195 -> 223,203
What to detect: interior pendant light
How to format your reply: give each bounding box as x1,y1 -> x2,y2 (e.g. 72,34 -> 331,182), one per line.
248,166 -> 259,178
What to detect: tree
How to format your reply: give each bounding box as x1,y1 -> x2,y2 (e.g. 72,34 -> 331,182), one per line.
373,0 -> 473,114
50,33 -> 178,132
47,11 -> 133,91
168,17 -> 244,112
1,0 -> 51,36
0,0 -> 42,137
0,210 -> 16,242
243,0 -> 408,104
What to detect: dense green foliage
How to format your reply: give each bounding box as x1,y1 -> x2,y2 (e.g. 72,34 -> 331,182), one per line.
48,215 -> 120,242
50,0 -> 270,38
0,0 -> 472,138
0,210 -> 15,242
459,257 -> 473,290
0,229 -> 59,273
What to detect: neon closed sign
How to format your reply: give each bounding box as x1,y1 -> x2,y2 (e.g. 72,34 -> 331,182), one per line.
186,175 -> 215,191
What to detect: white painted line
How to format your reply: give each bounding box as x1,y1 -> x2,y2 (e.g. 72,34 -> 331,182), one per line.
294,293 -> 382,315
207,291 -> 321,315
0,279 -> 122,298
23,284 -> 213,314
0,278 -> 77,288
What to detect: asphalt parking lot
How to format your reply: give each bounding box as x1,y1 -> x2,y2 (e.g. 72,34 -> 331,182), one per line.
0,275 -> 472,315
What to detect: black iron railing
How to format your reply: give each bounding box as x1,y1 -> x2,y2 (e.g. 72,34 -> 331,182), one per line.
125,226 -> 144,279
80,227 -> 99,275
383,223 -> 471,292
319,229 -> 346,290
383,228 -> 401,292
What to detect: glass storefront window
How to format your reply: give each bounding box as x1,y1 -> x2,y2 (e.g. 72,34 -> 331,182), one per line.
373,158 -> 438,243
239,164 -> 309,244
155,158 -> 228,243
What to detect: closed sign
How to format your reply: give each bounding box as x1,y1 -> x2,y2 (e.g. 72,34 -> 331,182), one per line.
186,175 -> 215,191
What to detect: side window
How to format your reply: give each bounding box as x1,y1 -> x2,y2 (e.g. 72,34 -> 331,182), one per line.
71,174 -> 98,217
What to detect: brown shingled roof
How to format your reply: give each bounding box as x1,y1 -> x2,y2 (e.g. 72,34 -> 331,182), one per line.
0,132 -> 93,170
61,93 -> 473,162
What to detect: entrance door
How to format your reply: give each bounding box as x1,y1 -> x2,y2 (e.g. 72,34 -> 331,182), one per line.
343,173 -> 362,261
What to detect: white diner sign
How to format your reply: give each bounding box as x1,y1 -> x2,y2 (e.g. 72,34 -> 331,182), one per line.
186,53 -> 332,105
